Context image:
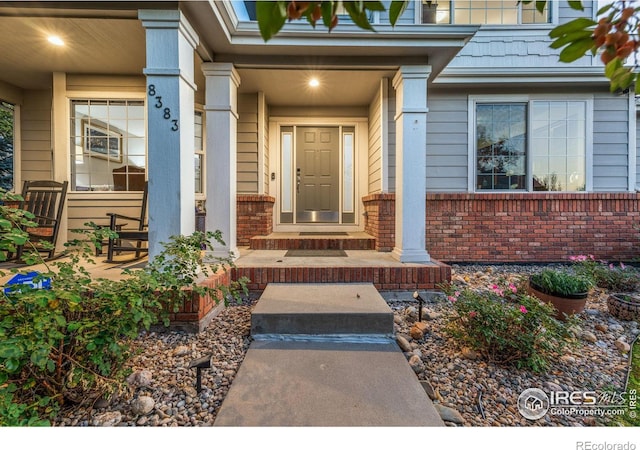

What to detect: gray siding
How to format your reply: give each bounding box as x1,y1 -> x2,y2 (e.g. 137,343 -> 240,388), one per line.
238,93 -> 259,193
368,85 -> 383,194
592,93 -> 630,191
67,193 -> 145,239
448,2 -> 596,69
66,74 -> 145,92
21,90 -> 53,181
426,93 -> 469,192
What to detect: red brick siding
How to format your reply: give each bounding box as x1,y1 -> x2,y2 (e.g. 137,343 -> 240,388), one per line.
362,193 -> 395,251
426,193 -> 640,262
236,194 -> 275,246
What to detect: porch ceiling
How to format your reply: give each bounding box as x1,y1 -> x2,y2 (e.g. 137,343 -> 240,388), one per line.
0,14 -> 146,90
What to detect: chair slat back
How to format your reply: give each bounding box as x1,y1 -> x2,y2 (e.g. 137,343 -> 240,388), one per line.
138,181 -> 148,231
21,180 -> 68,232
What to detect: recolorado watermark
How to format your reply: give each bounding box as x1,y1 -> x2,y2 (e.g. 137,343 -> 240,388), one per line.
576,443 -> 636,450
517,387 -> 637,421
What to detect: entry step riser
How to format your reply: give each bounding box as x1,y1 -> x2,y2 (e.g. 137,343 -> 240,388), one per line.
251,312 -> 394,336
249,237 -> 375,250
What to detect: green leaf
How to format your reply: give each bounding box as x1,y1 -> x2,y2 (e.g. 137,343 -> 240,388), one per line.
389,0 -> 408,27
549,18 -> 596,39
256,0 -> 287,42
0,345 -> 23,359
343,1 -> 375,31
597,3 -> 613,16
5,358 -> 19,372
535,1 -> 547,14
364,1 -> 386,12
558,37 -> 594,62
605,57 -> 623,79
550,30 -> 592,49
321,1 -> 334,28
567,0 -> 584,11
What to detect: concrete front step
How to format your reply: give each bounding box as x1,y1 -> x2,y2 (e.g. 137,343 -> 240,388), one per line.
250,232 -> 375,250
213,339 -> 444,426
251,283 -> 394,336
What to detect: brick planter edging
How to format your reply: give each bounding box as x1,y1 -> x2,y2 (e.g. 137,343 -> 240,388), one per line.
362,193 -> 395,252
165,270 -> 230,333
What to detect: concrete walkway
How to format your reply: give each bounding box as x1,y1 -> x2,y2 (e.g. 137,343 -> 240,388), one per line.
214,283 -> 444,426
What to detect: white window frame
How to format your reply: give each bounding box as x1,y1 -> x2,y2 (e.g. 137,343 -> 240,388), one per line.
468,94 -> 594,193
67,92 -> 147,193
194,107 -> 206,201
415,0 -> 557,25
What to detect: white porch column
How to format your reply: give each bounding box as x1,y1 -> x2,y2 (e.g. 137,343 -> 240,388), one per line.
392,66 -> 431,263
139,10 -> 198,260
202,63 -> 240,258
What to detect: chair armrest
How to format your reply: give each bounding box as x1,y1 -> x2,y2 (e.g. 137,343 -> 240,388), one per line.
106,213 -> 143,223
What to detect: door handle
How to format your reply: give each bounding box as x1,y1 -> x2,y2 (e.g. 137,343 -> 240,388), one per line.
296,168 -> 301,194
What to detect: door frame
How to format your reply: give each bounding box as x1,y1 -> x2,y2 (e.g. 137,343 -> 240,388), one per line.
268,116 -> 368,232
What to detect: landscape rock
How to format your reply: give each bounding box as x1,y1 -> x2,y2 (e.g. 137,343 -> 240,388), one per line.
126,369 -> 153,388
559,355 -> 576,364
595,324 -> 608,333
580,331 -> 597,343
92,411 -> 122,427
410,322 -> 428,340
172,345 -> 191,357
461,347 -> 478,361
408,354 -> 424,374
420,380 -> 437,400
434,404 -> 465,424
614,340 -> 631,353
396,335 -> 412,352
131,395 -> 155,415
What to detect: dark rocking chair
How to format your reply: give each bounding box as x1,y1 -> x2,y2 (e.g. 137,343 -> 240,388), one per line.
105,181 -> 149,263
15,180 -> 68,261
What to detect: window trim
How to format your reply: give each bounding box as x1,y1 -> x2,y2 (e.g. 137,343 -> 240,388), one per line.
468,94 -> 593,193
194,106 -> 206,201
0,101 -> 19,192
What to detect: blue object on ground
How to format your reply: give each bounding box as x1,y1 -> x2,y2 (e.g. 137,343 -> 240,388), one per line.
4,271 -> 51,294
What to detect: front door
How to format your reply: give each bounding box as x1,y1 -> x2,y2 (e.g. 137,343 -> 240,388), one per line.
296,126 -> 340,223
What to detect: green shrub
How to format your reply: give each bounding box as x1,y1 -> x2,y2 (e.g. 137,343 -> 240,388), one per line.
442,280 -> 577,373
570,255 -> 640,292
0,223 -> 247,426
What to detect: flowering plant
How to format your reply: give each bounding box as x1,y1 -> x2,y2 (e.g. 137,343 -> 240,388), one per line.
570,255 -> 640,292
442,279 -> 576,372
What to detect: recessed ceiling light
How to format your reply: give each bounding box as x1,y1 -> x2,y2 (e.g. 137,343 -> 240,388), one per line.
47,35 -> 64,46
309,78 -> 320,87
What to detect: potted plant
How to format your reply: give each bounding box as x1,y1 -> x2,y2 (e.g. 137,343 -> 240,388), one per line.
528,268 -> 593,320
607,293 -> 640,321
422,1 -> 438,24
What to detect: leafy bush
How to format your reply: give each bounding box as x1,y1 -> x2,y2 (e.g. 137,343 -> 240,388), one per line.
570,255 -> 640,292
529,268 -> 593,297
0,223 -> 246,426
442,280 -> 576,372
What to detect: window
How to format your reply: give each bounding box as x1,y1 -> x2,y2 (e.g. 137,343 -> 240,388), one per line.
0,101 -> 15,191
194,111 -> 204,195
70,99 -> 146,191
474,99 -> 589,192
427,0 -> 550,25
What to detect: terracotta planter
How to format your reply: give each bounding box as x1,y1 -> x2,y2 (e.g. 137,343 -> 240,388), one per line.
607,293 -> 640,321
528,280 -> 588,320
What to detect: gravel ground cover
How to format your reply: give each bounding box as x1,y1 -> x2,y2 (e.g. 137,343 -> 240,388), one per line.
54,264 -> 638,427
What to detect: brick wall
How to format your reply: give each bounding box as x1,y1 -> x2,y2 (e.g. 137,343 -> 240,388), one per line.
236,194 -> 275,246
426,193 -> 640,262
362,193 -> 395,251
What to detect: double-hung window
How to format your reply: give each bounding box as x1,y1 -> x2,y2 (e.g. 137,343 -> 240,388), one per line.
426,0 -> 551,25
0,101 -> 15,191
472,97 -> 591,192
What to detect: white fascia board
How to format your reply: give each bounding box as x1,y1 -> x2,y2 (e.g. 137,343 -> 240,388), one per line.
435,66 -> 609,85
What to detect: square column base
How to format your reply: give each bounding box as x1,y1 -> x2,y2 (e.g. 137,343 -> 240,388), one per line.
392,248 -> 431,264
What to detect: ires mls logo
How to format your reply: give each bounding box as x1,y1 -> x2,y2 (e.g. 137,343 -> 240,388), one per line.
518,388 -> 623,420
548,391 -> 598,405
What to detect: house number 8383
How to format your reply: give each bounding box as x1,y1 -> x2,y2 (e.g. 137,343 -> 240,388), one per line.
148,84 -> 179,132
